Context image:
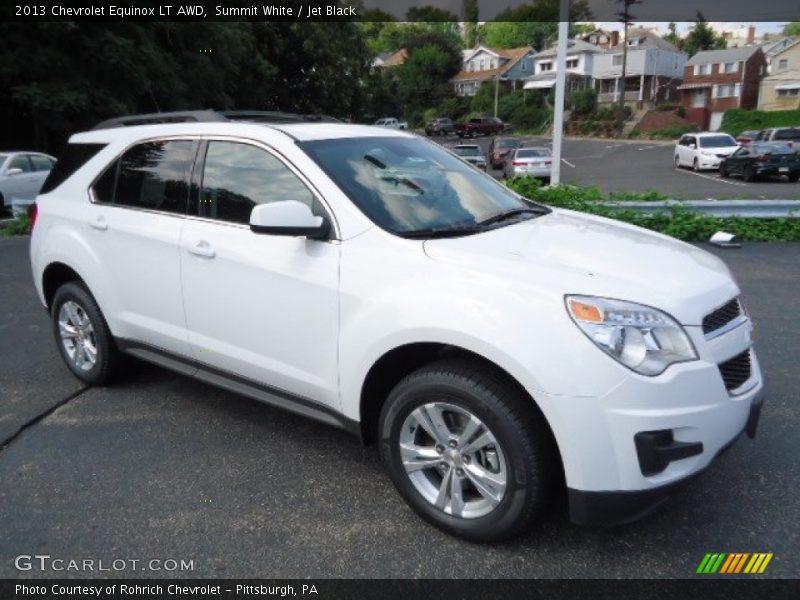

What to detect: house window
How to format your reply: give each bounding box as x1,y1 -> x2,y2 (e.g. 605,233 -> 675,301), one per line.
520,59 -> 529,71
777,88 -> 800,97
697,64 -> 710,75
722,62 -> 737,73
479,58 -> 485,71
540,61 -> 553,72
627,38 -> 640,46
716,84 -> 739,98
612,54 -> 623,67
778,58 -> 789,70
566,58 -> 579,69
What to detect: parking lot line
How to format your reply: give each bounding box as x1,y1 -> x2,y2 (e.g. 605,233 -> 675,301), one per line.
561,158 -> 576,168
675,168 -> 748,187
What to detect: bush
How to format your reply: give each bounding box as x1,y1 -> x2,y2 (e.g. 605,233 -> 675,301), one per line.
647,125 -> 698,139
721,108 -> 800,136
511,105 -> 552,133
504,179 -> 800,242
471,82 -> 497,115
0,214 -> 31,237
437,96 -> 471,121
569,87 -> 597,116
676,106 -> 686,118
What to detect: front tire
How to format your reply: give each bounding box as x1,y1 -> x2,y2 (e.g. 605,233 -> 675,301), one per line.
379,359 -> 556,542
693,158 -> 700,172
744,165 -> 757,182
51,282 -> 124,386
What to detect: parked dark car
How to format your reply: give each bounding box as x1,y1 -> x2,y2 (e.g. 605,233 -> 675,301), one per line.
488,137 -> 522,169
736,130 -> 762,146
720,142 -> 800,182
755,127 -> 800,146
455,117 -> 505,138
425,117 -> 455,136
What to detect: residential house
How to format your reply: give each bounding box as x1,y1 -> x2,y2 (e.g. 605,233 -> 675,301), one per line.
762,37 -> 798,73
758,40 -> 800,110
578,28 -> 620,50
678,47 -> 767,131
373,49 -> 407,69
523,39 -> 602,92
451,46 -> 537,96
592,28 -> 687,106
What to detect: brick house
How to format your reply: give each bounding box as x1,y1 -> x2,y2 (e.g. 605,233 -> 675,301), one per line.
678,47 -> 767,131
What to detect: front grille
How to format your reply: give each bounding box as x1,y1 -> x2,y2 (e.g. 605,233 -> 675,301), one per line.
702,298 -> 742,335
718,350 -> 752,392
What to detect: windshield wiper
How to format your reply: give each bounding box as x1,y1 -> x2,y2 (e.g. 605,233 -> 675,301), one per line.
398,224 -> 484,239
477,206 -> 549,228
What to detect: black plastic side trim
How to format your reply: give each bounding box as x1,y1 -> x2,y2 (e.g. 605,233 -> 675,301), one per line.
116,339 -> 360,438
634,430 -> 703,476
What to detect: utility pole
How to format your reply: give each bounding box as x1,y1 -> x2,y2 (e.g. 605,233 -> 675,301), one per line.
616,0 -> 640,111
551,0 -> 570,185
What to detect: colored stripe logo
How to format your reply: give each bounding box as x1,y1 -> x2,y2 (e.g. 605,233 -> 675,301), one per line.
697,553 -> 773,574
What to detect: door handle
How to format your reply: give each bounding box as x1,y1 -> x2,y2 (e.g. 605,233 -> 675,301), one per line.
89,216 -> 108,231
188,241 -> 216,259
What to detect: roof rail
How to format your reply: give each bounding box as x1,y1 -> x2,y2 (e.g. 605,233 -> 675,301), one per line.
92,110 -> 227,130
93,110 -> 342,130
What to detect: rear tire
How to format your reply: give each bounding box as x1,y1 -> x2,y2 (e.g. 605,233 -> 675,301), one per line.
379,358 -> 557,542
788,174 -> 799,183
720,165 -> 729,178
674,155 -> 681,169
51,282 -> 125,386
744,165 -> 757,182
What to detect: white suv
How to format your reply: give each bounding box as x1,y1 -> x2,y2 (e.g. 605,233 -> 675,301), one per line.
30,117 -> 764,542
674,132 -> 740,171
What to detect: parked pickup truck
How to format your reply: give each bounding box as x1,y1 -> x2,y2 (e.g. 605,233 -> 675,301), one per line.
374,117 -> 408,130
455,117 -> 505,138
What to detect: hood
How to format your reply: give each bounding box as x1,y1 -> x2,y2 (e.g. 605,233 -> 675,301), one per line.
423,210 -> 739,326
707,145 -> 739,156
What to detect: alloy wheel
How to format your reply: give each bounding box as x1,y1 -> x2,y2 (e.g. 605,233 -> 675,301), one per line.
399,402 -> 508,519
58,300 -> 98,371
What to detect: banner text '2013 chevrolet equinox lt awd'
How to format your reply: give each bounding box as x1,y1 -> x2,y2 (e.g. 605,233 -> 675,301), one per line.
30,118 -> 764,542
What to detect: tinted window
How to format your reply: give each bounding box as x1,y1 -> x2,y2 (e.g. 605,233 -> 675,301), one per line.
115,140 -> 195,214
755,144 -> 793,155
8,155 -> 32,172
199,141 -> 314,225
698,135 -> 737,148
774,128 -> 800,140
30,155 -> 55,171
92,160 -> 117,204
496,140 -> 520,149
40,143 -> 107,194
454,146 -> 481,157
300,137 -> 536,235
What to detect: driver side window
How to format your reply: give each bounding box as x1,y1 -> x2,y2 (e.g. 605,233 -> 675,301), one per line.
198,141 -> 315,225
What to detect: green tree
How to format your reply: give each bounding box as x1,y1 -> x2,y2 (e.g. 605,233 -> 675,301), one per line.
783,22 -> 800,36
663,22 -> 683,49
683,13 -> 727,57
395,43 -> 461,114
406,6 -> 458,22
481,1 -> 593,50
462,0 -> 480,48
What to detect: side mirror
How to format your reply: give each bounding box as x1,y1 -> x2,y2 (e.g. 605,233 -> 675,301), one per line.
5,168 -> 23,177
249,201 -> 330,240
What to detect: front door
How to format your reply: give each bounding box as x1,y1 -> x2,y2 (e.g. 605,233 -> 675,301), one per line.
692,88 -> 707,108
179,139 -> 340,408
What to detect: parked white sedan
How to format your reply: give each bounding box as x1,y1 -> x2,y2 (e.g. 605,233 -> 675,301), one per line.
674,133 -> 739,171
0,151 -> 56,211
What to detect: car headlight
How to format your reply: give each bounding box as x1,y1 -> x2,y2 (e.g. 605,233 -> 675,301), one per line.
565,295 -> 697,376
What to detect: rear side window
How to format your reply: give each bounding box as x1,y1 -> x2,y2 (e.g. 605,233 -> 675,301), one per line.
8,155 -> 32,172
774,128 -> 800,140
40,143 -> 106,194
30,155 -> 55,171
111,140 -> 196,214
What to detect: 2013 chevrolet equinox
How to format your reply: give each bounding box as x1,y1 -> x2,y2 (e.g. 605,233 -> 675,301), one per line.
30,120 -> 764,542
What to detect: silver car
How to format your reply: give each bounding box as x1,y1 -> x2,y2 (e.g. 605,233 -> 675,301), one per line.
503,147 -> 552,182
452,144 -> 487,170
0,152 -> 56,212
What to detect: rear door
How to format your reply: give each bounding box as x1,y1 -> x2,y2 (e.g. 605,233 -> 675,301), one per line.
2,154 -> 39,201
179,138 -> 340,407
87,138 -> 197,357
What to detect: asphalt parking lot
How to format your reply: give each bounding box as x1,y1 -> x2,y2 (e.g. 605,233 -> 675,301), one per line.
438,135 -> 800,200
1,236 -> 799,579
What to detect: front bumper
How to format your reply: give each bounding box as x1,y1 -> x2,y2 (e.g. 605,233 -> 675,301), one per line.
568,386 -> 764,527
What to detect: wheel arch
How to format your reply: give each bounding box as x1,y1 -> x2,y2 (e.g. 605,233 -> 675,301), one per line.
42,261 -> 87,310
358,343 -> 564,478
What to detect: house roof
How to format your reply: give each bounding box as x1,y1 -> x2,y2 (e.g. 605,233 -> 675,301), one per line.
382,48 -> 408,67
768,38 -> 800,58
451,46 -> 534,83
608,28 -> 682,53
686,46 -> 761,65
537,39 -> 603,58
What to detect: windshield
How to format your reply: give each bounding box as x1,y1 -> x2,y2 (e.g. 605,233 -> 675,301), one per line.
300,137 -> 541,235
699,135 -> 737,148
454,146 -> 481,157
516,148 -> 551,158
496,139 -> 520,149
